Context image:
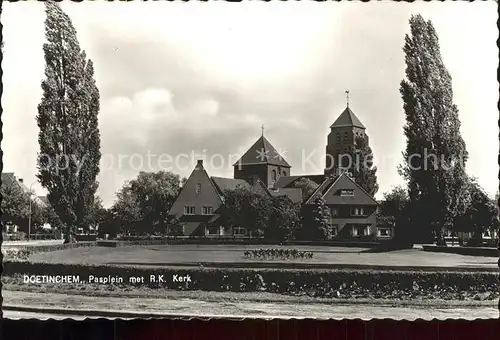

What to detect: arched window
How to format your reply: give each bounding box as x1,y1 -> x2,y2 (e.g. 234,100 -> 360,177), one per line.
282,171 -> 287,177
272,170 -> 277,181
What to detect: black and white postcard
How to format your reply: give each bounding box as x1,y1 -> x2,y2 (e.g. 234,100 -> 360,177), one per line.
1,1 -> 499,320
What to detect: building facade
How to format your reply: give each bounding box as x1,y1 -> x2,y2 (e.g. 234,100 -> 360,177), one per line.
168,105 -> 383,240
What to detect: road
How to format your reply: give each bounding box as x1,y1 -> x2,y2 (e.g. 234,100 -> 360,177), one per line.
3,290 -> 498,320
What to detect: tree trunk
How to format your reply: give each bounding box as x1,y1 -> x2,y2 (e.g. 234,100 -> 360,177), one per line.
63,225 -> 77,243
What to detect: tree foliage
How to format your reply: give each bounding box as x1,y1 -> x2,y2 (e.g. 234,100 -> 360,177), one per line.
220,186 -> 272,237
293,178 -> 319,203
456,179 -> 499,244
0,184 -> 47,233
343,136 -> 379,196
110,171 -> 183,235
36,2 -> 101,243
378,186 -> 413,246
265,195 -> 301,241
398,14 -> 469,243
299,196 -> 331,240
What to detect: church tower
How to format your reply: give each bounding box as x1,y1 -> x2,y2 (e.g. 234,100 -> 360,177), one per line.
233,127 -> 291,188
325,92 -> 369,175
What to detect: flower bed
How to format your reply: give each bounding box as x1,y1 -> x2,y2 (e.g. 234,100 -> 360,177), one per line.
244,248 -> 313,260
3,261 -> 498,300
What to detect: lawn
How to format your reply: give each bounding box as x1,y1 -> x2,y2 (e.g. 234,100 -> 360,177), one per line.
28,244 -> 499,269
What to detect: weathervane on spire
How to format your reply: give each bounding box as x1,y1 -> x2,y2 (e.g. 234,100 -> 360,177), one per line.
261,124 -> 265,137
345,90 -> 350,108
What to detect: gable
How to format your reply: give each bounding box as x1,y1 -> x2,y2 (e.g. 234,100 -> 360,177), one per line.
169,162 -> 223,217
322,174 -> 378,205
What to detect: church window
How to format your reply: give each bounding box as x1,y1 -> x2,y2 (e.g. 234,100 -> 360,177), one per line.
335,133 -> 341,143
272,170 -> 277,182
282,171 -> 287,177
343,132 -> 348,143
196,183 -> 201,193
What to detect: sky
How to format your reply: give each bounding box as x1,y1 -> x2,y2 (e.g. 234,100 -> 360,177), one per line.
2,1 -> 498,208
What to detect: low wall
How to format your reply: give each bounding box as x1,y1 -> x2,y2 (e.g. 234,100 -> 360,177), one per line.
422,245 -> 499,257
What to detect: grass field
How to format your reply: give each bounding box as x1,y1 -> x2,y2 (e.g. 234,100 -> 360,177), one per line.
28,244 -> 498,269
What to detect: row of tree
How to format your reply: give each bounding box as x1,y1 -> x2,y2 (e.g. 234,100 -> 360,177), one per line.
20,4 -> 497,245
96,170 -> 336,241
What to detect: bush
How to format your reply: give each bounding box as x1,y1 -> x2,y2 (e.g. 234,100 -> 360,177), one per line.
243,248 -> 313,260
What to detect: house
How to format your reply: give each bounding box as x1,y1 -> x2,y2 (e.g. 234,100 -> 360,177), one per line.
275,171 -> 378,239
168,104 -> 385,240
168,159 -> 280,237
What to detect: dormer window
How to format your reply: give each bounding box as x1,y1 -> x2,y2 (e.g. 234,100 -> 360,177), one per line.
340,189 -> 354,196
184,206 -> 195,215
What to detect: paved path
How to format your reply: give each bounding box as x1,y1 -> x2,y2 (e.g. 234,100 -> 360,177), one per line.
3,290 -> 498,320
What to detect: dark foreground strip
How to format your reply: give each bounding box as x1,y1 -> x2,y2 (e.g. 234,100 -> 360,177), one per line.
2,305 -> 264,321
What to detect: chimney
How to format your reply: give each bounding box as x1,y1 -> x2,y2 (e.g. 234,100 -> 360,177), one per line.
18,178 -> 23,183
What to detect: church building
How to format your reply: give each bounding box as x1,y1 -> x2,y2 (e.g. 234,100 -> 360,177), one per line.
168,98 -> 381,240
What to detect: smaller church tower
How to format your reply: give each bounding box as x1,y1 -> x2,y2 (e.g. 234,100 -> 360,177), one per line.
233,127 -> 291,188
325,92 -> 369,175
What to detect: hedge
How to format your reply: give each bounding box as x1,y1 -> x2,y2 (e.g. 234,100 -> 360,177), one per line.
112,237 -> 382,248
4,261 -> 498,299
422,245 -> 499,257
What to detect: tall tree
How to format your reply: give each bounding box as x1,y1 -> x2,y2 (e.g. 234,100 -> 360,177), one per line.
343,136 -> 379,196
398,14 -> 469,244
36,3 -> 101,243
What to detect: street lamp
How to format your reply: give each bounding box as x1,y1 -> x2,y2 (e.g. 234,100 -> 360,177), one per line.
28,181 -> 37,241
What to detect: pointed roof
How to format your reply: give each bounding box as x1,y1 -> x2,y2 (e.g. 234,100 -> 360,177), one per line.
233,135 -> 291,168
330,106 -> 365,129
